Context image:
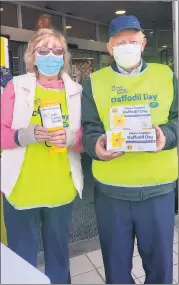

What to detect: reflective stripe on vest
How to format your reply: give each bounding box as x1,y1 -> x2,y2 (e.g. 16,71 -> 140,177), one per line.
91,63 -> 178,187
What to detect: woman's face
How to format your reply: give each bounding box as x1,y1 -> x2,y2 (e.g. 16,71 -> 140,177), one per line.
34,37 -> 65,78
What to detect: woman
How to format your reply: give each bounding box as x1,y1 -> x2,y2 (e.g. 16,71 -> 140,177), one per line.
1,28 -> 83,284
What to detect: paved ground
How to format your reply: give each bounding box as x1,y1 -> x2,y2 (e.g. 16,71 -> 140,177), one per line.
39,225 -> 178,284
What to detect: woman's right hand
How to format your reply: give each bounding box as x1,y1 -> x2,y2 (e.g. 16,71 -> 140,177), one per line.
34,125 -> 51,142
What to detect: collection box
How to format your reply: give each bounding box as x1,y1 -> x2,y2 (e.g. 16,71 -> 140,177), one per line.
110,105 -> 152,130
106,129 -> 156,152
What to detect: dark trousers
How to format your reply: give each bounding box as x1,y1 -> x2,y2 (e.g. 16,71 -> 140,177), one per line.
175,180 -> 178,213
94,187 -> 175,284
3,198 -> 72,284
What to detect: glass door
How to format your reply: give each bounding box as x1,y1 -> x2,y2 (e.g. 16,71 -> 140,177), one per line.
9,41 -> 28,76
9,40 -> 21,76
70,50 -> 99,86
68,49 -> 99,245
99,53 -> 111,68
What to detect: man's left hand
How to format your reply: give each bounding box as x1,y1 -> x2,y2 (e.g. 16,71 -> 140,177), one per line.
153,125 -> 166,152
50,129 -> 66,148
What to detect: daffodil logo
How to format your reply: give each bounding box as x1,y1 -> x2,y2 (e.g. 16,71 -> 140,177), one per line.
113,114 -> 127,128
110,132 -> 126,148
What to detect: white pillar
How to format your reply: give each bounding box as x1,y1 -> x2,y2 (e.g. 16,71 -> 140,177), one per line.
172,1 -> 178,78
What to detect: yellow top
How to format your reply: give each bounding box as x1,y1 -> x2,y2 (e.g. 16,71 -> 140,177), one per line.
91,64 -> 178,186
8,83 -> 77,209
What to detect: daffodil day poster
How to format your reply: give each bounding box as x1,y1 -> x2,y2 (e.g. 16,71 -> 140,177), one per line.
107,130 -> 156,152
110,105 -> 152,130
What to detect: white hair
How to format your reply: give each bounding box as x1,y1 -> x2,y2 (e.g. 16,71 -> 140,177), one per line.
110,29 -> 146,42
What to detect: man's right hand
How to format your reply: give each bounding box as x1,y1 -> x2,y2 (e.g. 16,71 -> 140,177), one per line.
95,134 -> 124,161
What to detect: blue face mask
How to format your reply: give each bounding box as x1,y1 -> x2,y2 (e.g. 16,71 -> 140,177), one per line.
36,54 -> 64,76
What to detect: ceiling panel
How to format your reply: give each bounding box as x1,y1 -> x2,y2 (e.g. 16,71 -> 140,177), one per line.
20,1 -> 173,29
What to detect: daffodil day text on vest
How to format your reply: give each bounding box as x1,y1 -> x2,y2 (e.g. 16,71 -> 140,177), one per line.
111,92 -> 158,106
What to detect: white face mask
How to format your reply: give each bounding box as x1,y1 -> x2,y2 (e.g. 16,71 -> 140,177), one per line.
112,43 -> 142,69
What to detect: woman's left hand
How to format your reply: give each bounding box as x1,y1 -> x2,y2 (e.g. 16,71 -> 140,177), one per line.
50,129 -> 66,147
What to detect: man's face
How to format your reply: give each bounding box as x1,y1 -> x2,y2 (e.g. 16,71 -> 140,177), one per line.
107,30 -> 147,56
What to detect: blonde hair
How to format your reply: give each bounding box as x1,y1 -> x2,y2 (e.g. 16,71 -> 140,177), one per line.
24,28 -> 71,75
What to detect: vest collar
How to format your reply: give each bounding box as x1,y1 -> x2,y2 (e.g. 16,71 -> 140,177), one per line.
19,72 -> 82,97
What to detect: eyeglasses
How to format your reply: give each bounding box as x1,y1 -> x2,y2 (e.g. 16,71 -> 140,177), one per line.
35,46 -> 65,56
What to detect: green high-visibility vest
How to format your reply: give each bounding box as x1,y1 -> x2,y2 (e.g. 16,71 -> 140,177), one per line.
91,63 -> 178,187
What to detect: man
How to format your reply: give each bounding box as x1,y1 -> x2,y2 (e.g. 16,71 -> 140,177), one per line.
82,15 -> 178,284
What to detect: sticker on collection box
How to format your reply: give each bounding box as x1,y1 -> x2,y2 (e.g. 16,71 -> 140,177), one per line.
110,105 -> 152,130
106,129 -> 156,152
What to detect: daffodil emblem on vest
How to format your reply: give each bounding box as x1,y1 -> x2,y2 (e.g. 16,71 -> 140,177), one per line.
91,63 -> 178,187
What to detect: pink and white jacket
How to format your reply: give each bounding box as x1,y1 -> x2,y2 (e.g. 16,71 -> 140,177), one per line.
1,72 -> 84,198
